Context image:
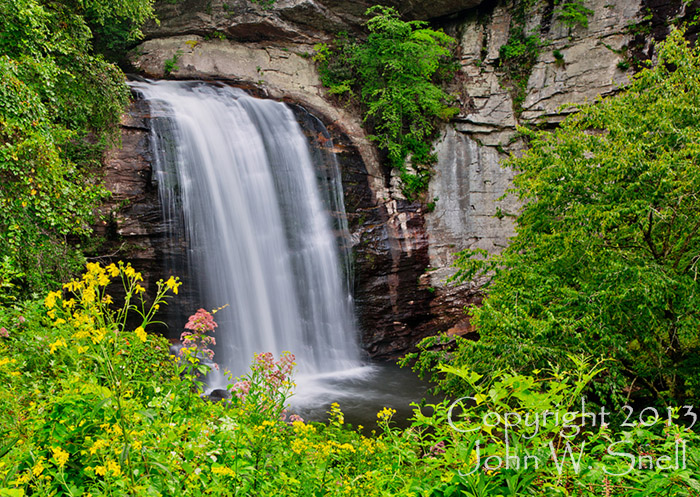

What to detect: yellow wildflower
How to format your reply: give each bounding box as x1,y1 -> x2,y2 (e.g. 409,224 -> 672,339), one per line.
291,439 -> 306,454
77,346 -> 88,354
51,447 -> 69,468
63,280 -> 83,292
90,328 -> 107,345
94,465 -> 107,476
32,459 -> 45,477
165,276 -> 181,295
212,466 -> 236,477
86,262 -> 101,275
124,265 -> 136,278
329,402 -> 344,425
13,471 -> 31,485
102,295 -> 113,305
377,407 -> 397,422
89,439 -> 108,455
0,357 -> 16,367
106,263 -> 120,277
107,460 -> 121,476
44,291 -> 61,309
82,285 -> 96,304
134,327 -> 147,343
49,339 -> 67,354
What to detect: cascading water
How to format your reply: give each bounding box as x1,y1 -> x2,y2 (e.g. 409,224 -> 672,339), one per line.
130,80 -> 362,384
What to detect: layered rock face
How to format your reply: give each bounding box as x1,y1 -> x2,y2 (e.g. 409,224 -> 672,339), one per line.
106,0 -> 691,358
144,0 -> 485,43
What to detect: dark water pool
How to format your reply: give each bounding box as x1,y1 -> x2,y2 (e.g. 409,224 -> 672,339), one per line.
287,361 -> 444,431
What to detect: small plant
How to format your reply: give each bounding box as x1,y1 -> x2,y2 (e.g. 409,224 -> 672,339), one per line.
164,49 -> 183,76
250,0 -> 276,9
498,27 -> 540,113
556,0 -> 594,30
229,351 -> 296,423
553,48 -> 565,67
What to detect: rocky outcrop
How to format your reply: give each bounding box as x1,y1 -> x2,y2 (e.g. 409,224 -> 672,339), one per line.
115,0 -> 693,358
419,0 -> 649,340
132,35 -> 384,194
144,0 -> 486,44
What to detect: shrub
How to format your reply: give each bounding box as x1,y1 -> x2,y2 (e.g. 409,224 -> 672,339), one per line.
0,0 -> 155,300
315,6 -> 458,200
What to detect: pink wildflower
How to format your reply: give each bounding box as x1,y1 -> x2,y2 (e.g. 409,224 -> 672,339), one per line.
0,327 -> 8,338
184,308 -> 218,334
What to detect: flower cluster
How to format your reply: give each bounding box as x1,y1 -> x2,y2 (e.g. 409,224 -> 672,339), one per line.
376,407 -> 396,423
184,308 -> 218,334
180,308 -> 218,361
228,351 -> 296,423
329,402 -> 345,426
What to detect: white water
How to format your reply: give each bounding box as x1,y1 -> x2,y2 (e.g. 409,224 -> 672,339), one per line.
131,80 -> 362,383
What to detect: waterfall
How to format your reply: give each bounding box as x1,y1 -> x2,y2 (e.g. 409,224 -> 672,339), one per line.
130,80 -> 361,381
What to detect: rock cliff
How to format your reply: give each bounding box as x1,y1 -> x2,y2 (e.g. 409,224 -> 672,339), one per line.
104,0 -> 696,358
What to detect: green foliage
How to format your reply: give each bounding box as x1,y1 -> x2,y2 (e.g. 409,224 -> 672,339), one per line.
315,6 -> 457,199
164,49 -> 183,76
449,29 -> 700,406
498,26 -> 540,114
556,0 -> 594,29
85,0 -> 156,60
4,267 -> 699,495
553,48 -> 565,68
250,0 -> 276,9
0,0 -> 153,300
413,360 -> 700,496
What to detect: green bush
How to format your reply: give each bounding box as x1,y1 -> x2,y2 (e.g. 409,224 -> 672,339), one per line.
315,6 -> 458,200
0,0 -> 155,301
556,0 -> 594,30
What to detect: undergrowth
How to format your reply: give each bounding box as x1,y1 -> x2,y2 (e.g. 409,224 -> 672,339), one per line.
0,263 -> 698,495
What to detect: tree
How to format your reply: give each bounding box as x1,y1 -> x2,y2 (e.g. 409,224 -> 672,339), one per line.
0,0 -> 154,301
448,29 -> 700,405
